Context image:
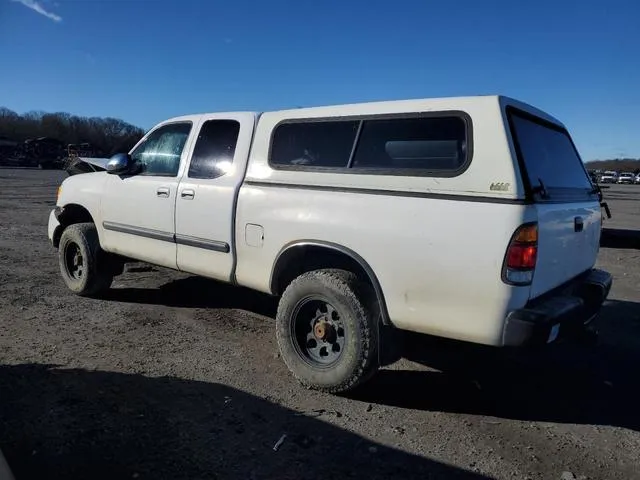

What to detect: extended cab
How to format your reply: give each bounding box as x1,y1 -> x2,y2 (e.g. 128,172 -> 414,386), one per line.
48,95 -> 612,392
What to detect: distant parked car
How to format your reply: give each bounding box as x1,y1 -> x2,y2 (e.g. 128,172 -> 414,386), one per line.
635,173 -> 640,185
617,172 -> 635,184
599,171 -> 618,183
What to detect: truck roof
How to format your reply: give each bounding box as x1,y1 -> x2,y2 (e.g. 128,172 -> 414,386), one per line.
161,95 -> 565,130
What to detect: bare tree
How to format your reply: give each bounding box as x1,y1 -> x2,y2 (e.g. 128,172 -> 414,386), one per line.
0,108 -> 145,156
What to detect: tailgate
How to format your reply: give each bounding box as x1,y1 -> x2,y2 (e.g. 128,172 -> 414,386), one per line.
506,106 -> 602,299
532,201 -> 601,298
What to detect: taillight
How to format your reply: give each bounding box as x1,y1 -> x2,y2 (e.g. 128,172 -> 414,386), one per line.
503,223 -> 538,285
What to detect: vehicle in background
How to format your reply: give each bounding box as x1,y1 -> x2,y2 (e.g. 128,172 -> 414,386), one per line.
635,173 -> 640,184
47,95 -> 613,393
599,170 -> 618,183
0,136 -> 18,164
66,143 -> 102,159
617,172 -> 636,184
18,137 -> 66,169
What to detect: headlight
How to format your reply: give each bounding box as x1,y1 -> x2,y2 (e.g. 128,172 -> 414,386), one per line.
56,185 -> 62,203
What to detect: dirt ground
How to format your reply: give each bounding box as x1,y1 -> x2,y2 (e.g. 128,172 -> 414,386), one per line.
1,168 -> 639,480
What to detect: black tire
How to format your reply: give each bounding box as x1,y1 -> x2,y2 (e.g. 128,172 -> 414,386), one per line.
276,269 -> 380,393
58,223 -> 113,297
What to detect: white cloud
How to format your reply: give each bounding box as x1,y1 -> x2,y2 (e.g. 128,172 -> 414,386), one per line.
11,0 -> 62,22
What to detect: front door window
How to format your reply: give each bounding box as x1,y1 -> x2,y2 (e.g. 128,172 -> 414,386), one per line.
130,122 -> 192,176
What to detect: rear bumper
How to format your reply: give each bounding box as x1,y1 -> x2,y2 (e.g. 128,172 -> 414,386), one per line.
503,268 -> 612,347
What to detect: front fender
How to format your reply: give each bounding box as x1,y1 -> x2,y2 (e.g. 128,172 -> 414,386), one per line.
54,172 -> 108,243
57,172 -> 107,216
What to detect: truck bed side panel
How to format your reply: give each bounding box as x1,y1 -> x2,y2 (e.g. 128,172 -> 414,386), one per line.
235,185 -> 533,346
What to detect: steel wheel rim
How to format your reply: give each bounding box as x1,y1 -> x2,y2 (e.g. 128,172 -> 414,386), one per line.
64,242 -> 84,280
291,296 -> 346,368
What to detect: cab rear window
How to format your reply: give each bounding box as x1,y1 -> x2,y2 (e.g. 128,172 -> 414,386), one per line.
508,109 -> 594,200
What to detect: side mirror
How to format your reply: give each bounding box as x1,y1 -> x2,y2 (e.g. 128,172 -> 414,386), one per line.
106,153 -> 130,174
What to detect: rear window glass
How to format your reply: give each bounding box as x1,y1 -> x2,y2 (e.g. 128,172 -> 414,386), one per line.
270,120 -> 359,168
352,116 -> 467,172
509,111 -> 593,197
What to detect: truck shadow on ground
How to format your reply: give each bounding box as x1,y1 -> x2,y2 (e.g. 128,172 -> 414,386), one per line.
105,275 -> 278,318
351,299 -> 640,432
105,277 -> 640,432
600,228 -> 640,250
0,364 -> 486,480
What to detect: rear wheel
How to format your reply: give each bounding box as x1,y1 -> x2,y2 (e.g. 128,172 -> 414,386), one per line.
276,269 -> 380,393
58,223 -> 113,297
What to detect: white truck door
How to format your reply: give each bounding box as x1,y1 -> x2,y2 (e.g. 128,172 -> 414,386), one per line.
100,120 -> 196,268
175,113 -> 256,282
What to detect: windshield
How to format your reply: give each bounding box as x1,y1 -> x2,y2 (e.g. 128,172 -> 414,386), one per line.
508,109 -> 594,200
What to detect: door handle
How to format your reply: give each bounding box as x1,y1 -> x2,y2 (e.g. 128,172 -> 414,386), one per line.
157,187 -> 170,198
181,189 -> 195,200
574,216 -> 584,232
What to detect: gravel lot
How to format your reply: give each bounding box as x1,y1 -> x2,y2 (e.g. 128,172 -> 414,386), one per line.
1,168 -> 639,480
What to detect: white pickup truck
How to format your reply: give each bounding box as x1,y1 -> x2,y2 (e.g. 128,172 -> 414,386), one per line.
48,95 -> 612,392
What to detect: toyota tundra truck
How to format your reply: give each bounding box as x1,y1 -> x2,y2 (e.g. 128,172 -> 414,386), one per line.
47,95 -> 612,392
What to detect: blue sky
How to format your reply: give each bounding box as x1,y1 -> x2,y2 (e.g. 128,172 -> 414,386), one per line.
0,0 -> 638,160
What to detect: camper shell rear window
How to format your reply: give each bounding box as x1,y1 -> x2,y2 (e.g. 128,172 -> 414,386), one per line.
506,107 -> 596,202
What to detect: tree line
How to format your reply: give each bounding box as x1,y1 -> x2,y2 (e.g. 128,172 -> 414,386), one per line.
586,158 -> 640,174
0,107 -> 145,156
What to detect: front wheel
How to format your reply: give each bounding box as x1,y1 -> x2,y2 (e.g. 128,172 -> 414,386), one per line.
58,223 -> 113,297
276,269 -> 380,393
